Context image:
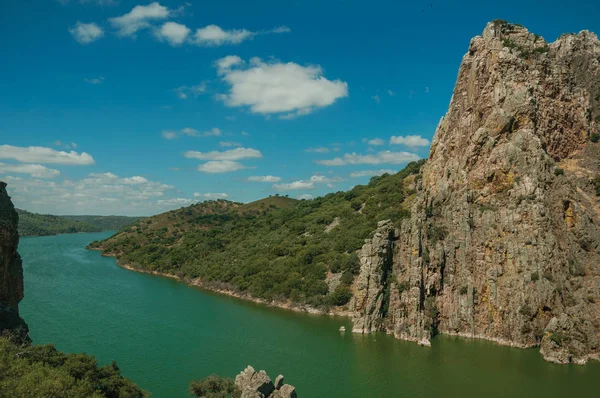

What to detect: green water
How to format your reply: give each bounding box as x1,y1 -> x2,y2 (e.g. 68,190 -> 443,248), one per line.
19,232 -> 600,397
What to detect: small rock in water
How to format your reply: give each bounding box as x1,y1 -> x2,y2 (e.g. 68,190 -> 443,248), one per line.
339,326 -> 346,332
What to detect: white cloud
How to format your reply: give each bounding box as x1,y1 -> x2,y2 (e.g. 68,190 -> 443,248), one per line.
246,175 -> 281,182
425,87 -> 430,93
3,171 -> 176,216
371,95 -> 380,103
215,56 -> 348,117
84,76 -> 104,84
367,138 -> 385,146
274,180 -> 315,190
184,147 -> 262,161
349,169 -> 395,178
155,21 -> 190,46
0,163 -> 60,179
109,2 -> 173,37
174,83 -> 207,99
69,22 -> 104,44
305,147 -> 330,153
192,25 -> 253,46
297,194 -> 313,200
220,141 -> 241,147
181,127 -> 199,136
157,197 -> 194,206
387,89 -> 395,96
389,135 -> 430,147
316,151 -> 420,166
59,0 -> 119,5
194,192 -> 228,200
0,145 -> 94,165
197,160 -> 246,173
162,130 -> 177,140
191,24 -> 290,47
309,175 -> 343,184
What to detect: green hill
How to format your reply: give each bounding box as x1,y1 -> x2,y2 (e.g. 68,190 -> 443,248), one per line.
91,161 -> 424,309
17,209 -> 102,237
63,215 -> 142,232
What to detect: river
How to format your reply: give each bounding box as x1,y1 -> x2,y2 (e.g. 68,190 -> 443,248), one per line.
19,232 -> 600,397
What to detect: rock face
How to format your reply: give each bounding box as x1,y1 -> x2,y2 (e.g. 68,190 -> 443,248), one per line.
0,182 -> 29,340
235,366 -> 297,398
352,21 -> 600,364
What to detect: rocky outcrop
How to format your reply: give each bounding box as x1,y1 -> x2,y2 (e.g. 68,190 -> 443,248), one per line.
352,21 -> 600,364
0,182 -> 29,341
235,366 -> 297,398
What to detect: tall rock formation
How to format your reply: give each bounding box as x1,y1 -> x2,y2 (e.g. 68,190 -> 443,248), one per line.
352,21 -> 600,364
0,182 -> 29,340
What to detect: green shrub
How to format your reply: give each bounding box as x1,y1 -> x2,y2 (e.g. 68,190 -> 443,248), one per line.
329,285 -> 353,306
189,375 -> 241,398
590,133 -> 600,143
554,168 -> 564,176
460,286 -> 468,295
531,271 -> 539,281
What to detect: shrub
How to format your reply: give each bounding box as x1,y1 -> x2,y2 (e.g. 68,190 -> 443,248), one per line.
531,271 -> 539,281
189,375 -> 241,398
590,133 -> 600,143
519,305 -> 533,318
460,286 -> 468,295
550,332 -> 566,347
329,285 -> 353,306
554,168 -> 564,176
397,281 -> 410,295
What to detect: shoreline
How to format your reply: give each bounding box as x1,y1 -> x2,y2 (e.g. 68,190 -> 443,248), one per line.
92,248 -> 352,318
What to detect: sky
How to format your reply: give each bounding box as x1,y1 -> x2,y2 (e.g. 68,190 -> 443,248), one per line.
1,0 -> 599,216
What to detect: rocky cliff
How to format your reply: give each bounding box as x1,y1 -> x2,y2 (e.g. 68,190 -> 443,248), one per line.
351,21 -> 600,364
0,182 -> 29,341
235,366 -> 297,398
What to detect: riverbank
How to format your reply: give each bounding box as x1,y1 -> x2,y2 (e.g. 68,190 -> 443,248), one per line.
92,248 -> 352,318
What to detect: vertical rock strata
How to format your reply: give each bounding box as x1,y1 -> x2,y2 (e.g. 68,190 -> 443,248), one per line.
352,21 -> 600,364
0,182 -> 29,340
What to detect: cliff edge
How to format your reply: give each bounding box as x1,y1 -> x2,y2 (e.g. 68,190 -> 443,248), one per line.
351,21 -> 600,364
0,182 -> 29,340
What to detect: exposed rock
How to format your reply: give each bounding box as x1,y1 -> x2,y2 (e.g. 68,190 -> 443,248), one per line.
351,21 -> 600,364
0,182 -> 29,341
351,220 -> 397,334
235,366 -> 297,398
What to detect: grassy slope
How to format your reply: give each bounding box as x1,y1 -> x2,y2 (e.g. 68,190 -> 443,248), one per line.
17,209 -> 102,237
92,161 -> 425,309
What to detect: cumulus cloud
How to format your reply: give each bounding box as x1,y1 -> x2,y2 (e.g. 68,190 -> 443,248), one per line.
387,89 -> 395,96
69,22 -> 104,44
155,21 -> 190,46
297,194 -> 313,200
371,95 -> 381,103
109,2 -> 174,37
194,192 -> 228,200
246,175 -> 281,182
309,175 -> 343,184
162,127 -> 221,139
0,145 -> 95,165
184,147 -> 262,161
349,169 -> 395,178
157,197 -> 194,206
190,24 -> 290,46
389,135 -> 430,147
174,83 -> 207,99
197,160 -> 246,173
305,147 -> 330,153
367,138 -> 385,146
84,76 -> 105,84
215,56 -> 348,118
316,151 -> 420,166
162,130 -> 177,140
3,171 -> 176,215
273,180 -> 315,190
219,141 -> 241,147
0,163 -> 60,179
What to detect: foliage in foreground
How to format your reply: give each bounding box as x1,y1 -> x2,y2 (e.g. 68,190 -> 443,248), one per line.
189,375 -> 240,398
0,336 -> 148,398
93,161 -> 425,310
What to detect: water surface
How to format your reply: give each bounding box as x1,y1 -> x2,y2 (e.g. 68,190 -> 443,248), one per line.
20,232 -> 600,397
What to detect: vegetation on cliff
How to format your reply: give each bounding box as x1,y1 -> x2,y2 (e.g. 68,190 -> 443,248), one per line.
91,160 -> 424,309
0,335 -> 147,398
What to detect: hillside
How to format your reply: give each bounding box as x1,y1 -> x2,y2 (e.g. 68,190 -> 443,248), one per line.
90,161 -> 424,308
17,209 -> 102,237
16,210 -> 140,237
63,215 -> 142,232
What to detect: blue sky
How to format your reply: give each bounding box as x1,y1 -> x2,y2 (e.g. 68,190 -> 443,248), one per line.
1,0 -> 599,216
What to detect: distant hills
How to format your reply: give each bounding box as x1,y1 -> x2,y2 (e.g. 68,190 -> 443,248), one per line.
17,209 -> 141,237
